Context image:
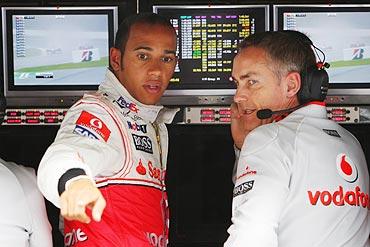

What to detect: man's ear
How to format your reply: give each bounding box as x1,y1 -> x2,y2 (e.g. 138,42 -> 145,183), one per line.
110,47 -> 122,71
285,72 -> 301,98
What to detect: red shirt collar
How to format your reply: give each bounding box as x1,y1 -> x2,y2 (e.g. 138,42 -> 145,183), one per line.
272,101 -> 326,122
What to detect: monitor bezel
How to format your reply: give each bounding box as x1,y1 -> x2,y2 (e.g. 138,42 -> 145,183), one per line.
153,4 -> 270,97
2,6 -> 118,106
273,4 -> 370,100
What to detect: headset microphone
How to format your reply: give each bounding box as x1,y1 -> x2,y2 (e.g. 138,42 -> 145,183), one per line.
256,105 -> 302,120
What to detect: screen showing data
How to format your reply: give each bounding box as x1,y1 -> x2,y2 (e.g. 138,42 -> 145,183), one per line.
154,6 -> 269,90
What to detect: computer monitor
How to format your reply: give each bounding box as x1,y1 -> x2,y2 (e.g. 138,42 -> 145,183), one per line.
274,4 -> 370,104
153,5 -> 269,101
2,6 -> 118,107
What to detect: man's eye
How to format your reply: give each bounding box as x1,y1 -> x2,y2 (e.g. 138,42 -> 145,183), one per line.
137,53 -> 149,60
229,76 -> 238,86
248,80 -> 258,86
162,56 -> 174,63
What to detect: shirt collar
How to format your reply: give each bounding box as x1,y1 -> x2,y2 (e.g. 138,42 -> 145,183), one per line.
273,101 -> 327,122
292,101 -> 327,119
98,69 -> 178,124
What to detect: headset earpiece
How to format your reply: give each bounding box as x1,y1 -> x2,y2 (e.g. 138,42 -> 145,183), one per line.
304,64 -> 329,102
283,30 -> 330,103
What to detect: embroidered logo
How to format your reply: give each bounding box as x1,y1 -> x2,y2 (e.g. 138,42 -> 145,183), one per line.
336,153 -> 358,183
233,180 -> 254,197
74,111 -> 111,142
132,134 -> 153,154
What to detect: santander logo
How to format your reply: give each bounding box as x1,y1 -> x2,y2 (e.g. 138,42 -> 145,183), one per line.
336,153 -> 358,183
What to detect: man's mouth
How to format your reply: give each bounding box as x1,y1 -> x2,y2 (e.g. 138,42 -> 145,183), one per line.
241,109 -> 256,115
144,82 -> 161,94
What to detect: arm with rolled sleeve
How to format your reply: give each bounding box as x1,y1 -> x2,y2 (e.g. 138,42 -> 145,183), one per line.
37,98 -> 125,208
224,124 -> 292,247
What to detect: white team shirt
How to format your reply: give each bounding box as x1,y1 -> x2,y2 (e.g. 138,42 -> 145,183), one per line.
225,103 -> 370,247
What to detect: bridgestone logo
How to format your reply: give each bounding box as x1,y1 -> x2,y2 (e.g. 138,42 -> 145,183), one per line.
233,180 -> 254,198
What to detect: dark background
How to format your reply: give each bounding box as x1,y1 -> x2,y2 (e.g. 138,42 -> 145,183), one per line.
1,1 -> 370,247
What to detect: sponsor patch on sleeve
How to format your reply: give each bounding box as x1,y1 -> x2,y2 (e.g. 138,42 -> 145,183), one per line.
233,180 -> 254,198
323,129 -> 341,138
73,111 -> 111,142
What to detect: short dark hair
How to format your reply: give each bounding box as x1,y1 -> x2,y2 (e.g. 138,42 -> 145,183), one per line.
113,12 -> 176,54
238,31 -> 317,103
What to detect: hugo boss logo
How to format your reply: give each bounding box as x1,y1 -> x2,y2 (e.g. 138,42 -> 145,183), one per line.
132,134 -> 153,154
233,180 -> 254,198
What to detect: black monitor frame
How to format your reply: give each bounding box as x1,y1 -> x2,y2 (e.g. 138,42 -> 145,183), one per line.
2,6 -> 118,107
153,5 -> 269,105
274,4 -> 370,105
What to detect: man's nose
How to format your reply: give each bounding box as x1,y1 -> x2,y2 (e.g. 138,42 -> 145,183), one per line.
234,87 -> 248,104
148,61 -> 162,78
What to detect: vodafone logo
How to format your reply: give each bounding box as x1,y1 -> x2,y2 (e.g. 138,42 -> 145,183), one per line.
90,118 -> 103,129
64,228 -> 88,247
146,232 -> 166,247
75,111 -> 111,142
308,186 -> 370,208
336,153 -> 358,183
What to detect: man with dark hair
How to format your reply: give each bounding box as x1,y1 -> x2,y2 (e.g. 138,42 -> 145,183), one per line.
0,92 -> 52,247
38,12 -> 178,246
225,30 -> 370,247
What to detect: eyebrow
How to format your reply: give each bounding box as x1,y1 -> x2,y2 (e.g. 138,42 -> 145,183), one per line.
133,46 -> 176,55
133,46 -> 152,51
237,72 -> 258,81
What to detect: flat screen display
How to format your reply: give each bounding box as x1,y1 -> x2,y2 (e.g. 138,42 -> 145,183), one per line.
274,5 -> 370,93
154,5 -> 269,96
2,7 -> 118,105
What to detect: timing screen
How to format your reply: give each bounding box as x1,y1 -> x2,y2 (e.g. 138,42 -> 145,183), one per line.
284,12 -> 370,84
157,7 -> 267,89
13,14 -> 109,86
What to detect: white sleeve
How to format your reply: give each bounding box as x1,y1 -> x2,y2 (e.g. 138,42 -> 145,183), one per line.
0,162 -> 30,247
16,166 -> 53,247
37,99 -> 125,207
0,162 -> 52,247
224,126 -> 291,247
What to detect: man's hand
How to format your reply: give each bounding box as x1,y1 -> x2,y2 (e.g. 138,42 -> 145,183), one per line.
60,178 -> 106,223
230,103 -> 249,149
230,103 -> 272,149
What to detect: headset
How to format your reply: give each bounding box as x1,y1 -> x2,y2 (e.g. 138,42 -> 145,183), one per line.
257,30 -> 330,120
286,30 -> 330,103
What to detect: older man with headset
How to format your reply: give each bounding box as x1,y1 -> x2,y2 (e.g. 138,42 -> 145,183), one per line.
225,30 -> 370,247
